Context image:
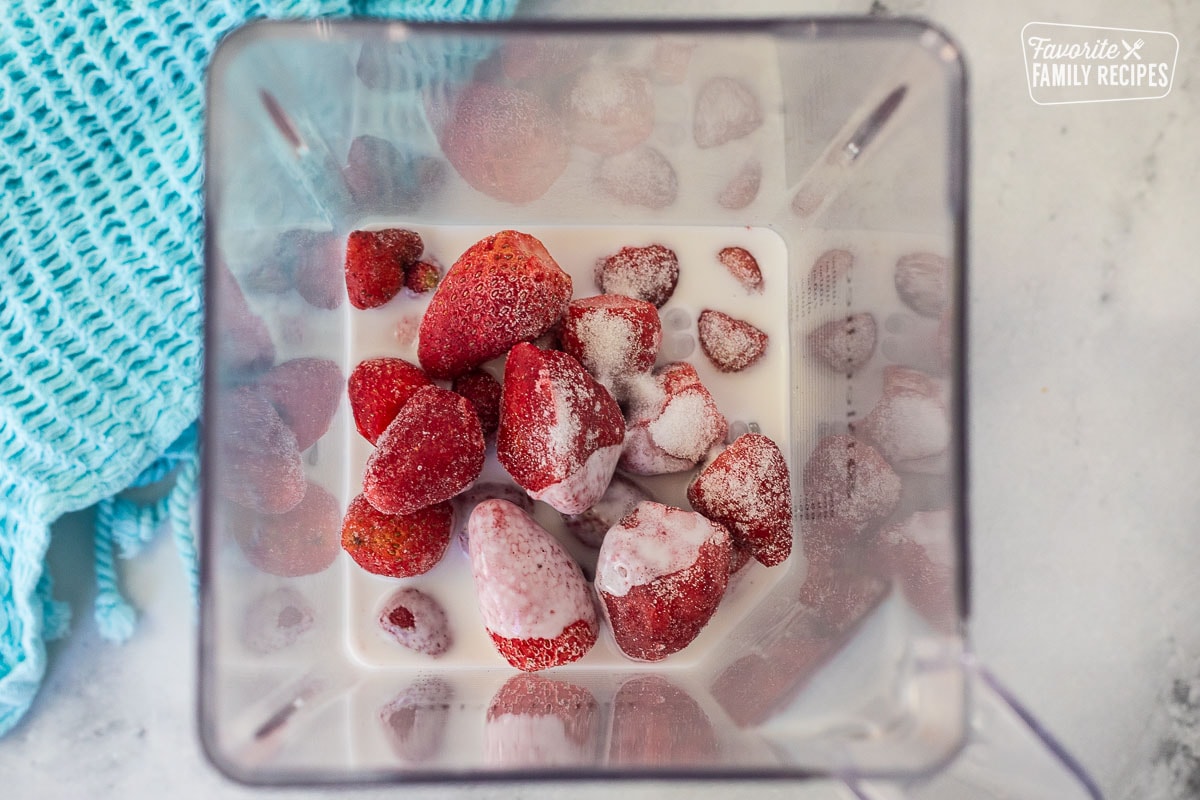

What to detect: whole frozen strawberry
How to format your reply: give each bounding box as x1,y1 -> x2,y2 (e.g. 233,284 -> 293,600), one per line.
213,260 -> 275,376
468,499 -> 598,671
347,357 -> 433,445
362,386 -> 485,515
379,678 -> 454,763
697,309 -> 768,373
344,228 -> 424,310
418,230 -> 572,380
559,294 -> 661,388
609,675 -> 717,765
231,481 -> 341,577
257,357 -> 343,451
341,493 -> 454,578
619,362 -> 727,476
596,501 -> 732,662
801,434 -> 900,527
594,244 -> 679,308
687,433 -> 793,567
497,343 -> 624,515
563,66 -> 655,156
807,313 -> 877,373
693,76 -> 762,148
378,587 -> 453,656
717,247 -> 763,293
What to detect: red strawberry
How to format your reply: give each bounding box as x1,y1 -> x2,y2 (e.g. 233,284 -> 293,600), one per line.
609,675 -> 717,765
362,386 -> 485,515
485,675 -> 600,766
563,66 -> 655,156
620,362 -> 727,476
497,343 -> 624,514
341,493 -> 453,577
596,501 -> 731,661
563,473 -> 652,549
231,481 -> 340,577
594,244 -> 679,308
378,587 -> 453,656
379,678 -> 453,763
807,313 -> 877,373
347,357 -> 433,445
801,434 -> 900,527
452,368 -> 502,436
257,357 -> 343,451
215,386 -> 304,514
418,231 -> 572,380
717,247 -> 763,293
344,228 -> 424,310
468,499 -> 598,671
687,433 -> 793,567
559,295 -> 661,387
213,260 -> 275,376
404,259 -> 441,295
697,310 -> 768,373
718,159 -> 761,210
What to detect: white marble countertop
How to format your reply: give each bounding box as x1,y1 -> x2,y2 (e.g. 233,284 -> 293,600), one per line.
3,1 -> 1198,798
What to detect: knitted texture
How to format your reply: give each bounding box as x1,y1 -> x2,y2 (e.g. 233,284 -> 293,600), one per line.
0,0 -> 516,737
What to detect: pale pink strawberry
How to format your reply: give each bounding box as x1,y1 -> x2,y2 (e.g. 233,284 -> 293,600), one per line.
693,77 -> 762,148
378,587 -> 453,656
231,481 -> 340,576
618,362 -> 727,476
895,252 -> 949,318
718,159 -> 761,210
868,509 -> 957,632
697,309 -> 768,373
650,37 -> 696,85
807,313 -> 877,373
213,260 -> 275,376
216,386 -> 304,514
451,481 -> 533,554
597,146 -> 678,209
257,357 -> 343,451
559,295 -> 661,388
801,434 -> 900,527
239,587 -> 314,655
379,678 -> 454,762
857,367 -> 950,472
797,558 -> 889,634
807,248 -> 853,306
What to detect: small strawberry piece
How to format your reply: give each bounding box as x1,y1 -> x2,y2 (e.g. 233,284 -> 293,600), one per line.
717,247 -> 763,293
564,66 -> 655,156
801,434 -> 900,527
213,261 -> 275,376
619,424 -> 695,476
438,83 -> 569,204
485,674 -> 599,766
868,509 -> 956,632
559,295 -> 661,388
609,675 -> 717,765
347,357 -> 433,445
240,587 -> 314,654
345,228 -> 424,310
694,77 -> 762,148
497,343 -> 624,515
697,309 -> 768,373
341,493 -> 453,578
895,252 -> 949,318
857,370 -> 950,469
807,313 -> 877,373
418,230 -> 572,380
594,244 -> 679,308
452,368 -> 502,436
451,481 -> 533,554
343,135 -> 445,214
257,357 -> 343,451
687,433 -> 793,567
807,248 -> 853,305
718,159 -> 761,210
596,501 -> 732,662
231,481 -> 341,576
597,146 -> 678,209
216,386 -> 304,514
379,678 -> 454,762
564,473 -> 652,549
619,362 -> 727,475
363,386 -> 485,515
404,259 -> 441,295
379,587 -> 453,656
468,499 -> 598,671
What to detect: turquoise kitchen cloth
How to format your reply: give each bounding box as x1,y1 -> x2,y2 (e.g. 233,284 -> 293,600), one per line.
0,0 -> 516,737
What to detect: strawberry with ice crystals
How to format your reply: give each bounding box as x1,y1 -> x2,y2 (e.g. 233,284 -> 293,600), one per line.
597,146 -> 678,209
687,433 -> 793,567
857,367 -> 950,471
807,248 -> 853,306
718,159 -> 761,210
801,434 -> 900,527
418,230 -> 572,380
564,474 -> 652,549
379,587 -> 453,656
694,77 -> 763,148
620,362 -> 727,476
807,313 -> 877,373
564,66 -> 655,155
404,259 -> 441,295
231,481 -> 341,576
347,357 -> 433,445
216,386 -> 304,514
468,499 -> 599,670
363,386 -> 485,515
717,247 -> 763,293
497,343 -> 624,515
343,135 -> 445,214
595,244 -> 679,308
452,368 -> 503,436
341,493 -> 453,577
485,675 -> 600,766
560,295 -> 661,389
697,309 -> 768,373
596,501 -> 732,662
258,358 -> 343,451
345,228 -> 424,310
869,509 -> 956,632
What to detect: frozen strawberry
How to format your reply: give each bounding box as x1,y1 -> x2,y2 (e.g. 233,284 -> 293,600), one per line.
619,362 -> 726,475
807,313 -> 877,373
341,493 -> 453,578
651,37 -> 696,85
438,83 -> 569,204
594,244 -> 679,308
807,248 -> 853,306
240,587 -> 314,654
619,423 -> 695,476
728,540 -> 754,574
697,309 -> 768,373
452,368 -> 502,436
379,587 -> 452,656
418,230 -> 572,380
257,358 -> 342,451
363,386 -> 485,515
559,295 -> 661,388
343,135 -> 445,214
344,228 -> 424,310
717,247 -> 763,293
564,66 -> 655,155
895,252 -> 949,318
231,481 -> 341,576
857,371 -> 950,469
596,501 -> 732,661
497,343 -> 624,515
213,260 -> 275,376
718,159 -> 761,210
693,77 -> 762,148
687,433 -> 793,567
801,434 -> 900,527
797,558 -> 889,634
868,509 -> 956,632
451,481 -> 533,554
347,357 -> 433,445
501,39 -> 592,82
254,229 -> 343,309
379,678 -> 454,762
403,259 -> 440,295
485,674 -> 600,766
216,386 -> 304,514
597,146 -> 678,209
882,364 -> 941,398
563,474 -> 652,549
468,499 -> 598,670
644,373 -> 726,463
609,675 -> 717,765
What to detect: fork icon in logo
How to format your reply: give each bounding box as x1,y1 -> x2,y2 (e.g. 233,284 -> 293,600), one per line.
1122,38 -> 1145,60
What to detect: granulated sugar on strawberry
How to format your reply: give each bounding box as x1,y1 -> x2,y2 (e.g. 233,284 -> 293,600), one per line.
347,357 -> 433,445
717,247 -> 763,293
231,480 -> 341,577
341,493 -> 454,578
485,674 -> 600,766
418,230 -> 572,380
344,228 -> 423,310
378,587 -> 453,656
451,481 -> 533,554
807,313 -> 877,373
497,343 -> 624,515
596,501 -> 732,662
452,368 -> 503,436
216,386 -> 304,514
693,76 -> 763,148
563,473 -> 653,549
594,244 -> 679,308
857,367 -> 950,471
620,362 -> 728,476
868,509 -> 956,632
379,678 -> 454,762
597,146 -> 678,210
363,386 -> 484,515
563,66 -> 655,156
718,159 -> 761,210
687,433 -> 793,567
257,357 -> 343,451
240,587 -> 314,655
697,309 -> 768,373
801,434 -> 901,528
559,295 -> 661,392
468,499 -> 599,671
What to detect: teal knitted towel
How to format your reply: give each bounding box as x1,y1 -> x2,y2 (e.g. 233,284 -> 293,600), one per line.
0,0 -> 516,737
